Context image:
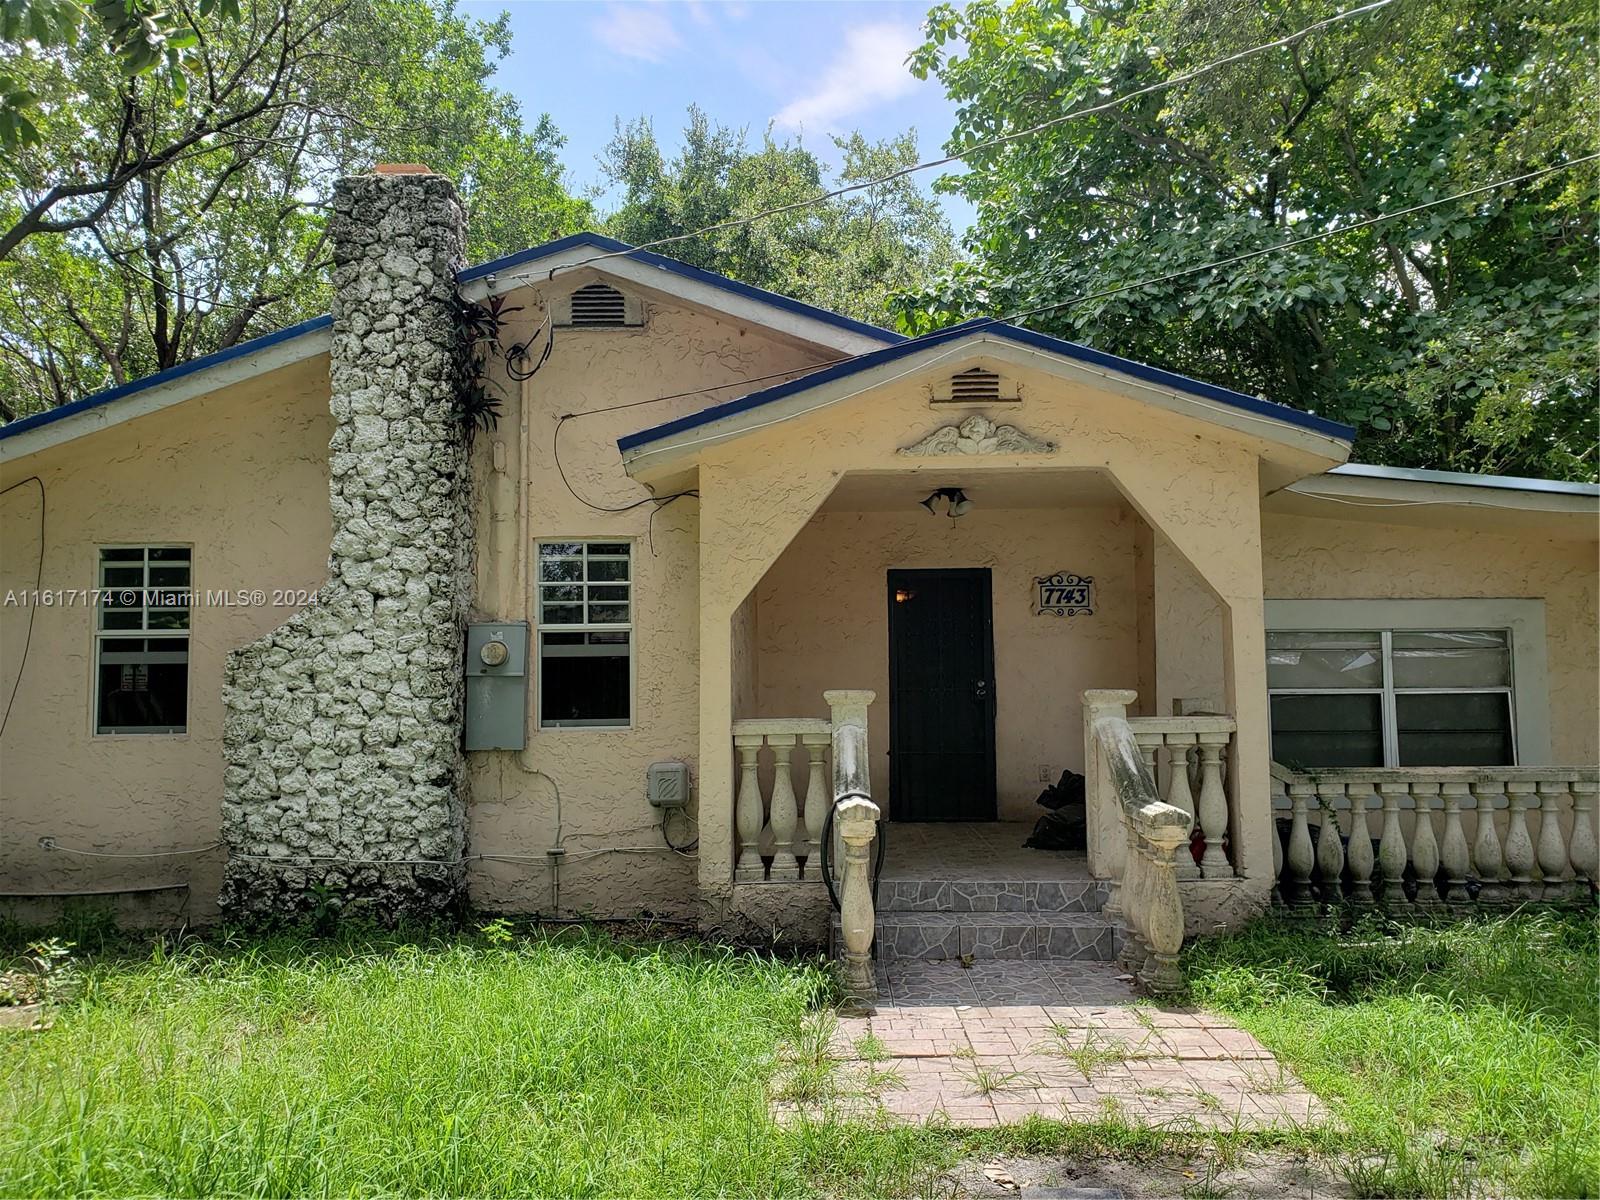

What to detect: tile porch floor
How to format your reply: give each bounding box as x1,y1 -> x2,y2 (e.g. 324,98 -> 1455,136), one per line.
878,821 -> 1092,883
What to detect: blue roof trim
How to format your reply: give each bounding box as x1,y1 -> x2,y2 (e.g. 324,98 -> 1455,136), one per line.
616,319 -> 1357,452
1329,462 -> 1599,497
459,231 -> 905,346
0,314 -> 333,444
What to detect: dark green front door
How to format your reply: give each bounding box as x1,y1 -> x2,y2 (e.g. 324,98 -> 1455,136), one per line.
887,568 -> 997,822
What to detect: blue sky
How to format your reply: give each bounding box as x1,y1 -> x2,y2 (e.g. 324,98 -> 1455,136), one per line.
458,0 -> 975,233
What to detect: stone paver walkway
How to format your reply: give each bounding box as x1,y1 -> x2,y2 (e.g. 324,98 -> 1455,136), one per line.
776,962 -> 1325,1130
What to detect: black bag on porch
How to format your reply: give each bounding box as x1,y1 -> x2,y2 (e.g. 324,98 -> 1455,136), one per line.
1025,769 -> 1086,851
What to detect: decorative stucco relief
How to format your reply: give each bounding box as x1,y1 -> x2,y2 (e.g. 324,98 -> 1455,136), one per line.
898,414 -> 1056,456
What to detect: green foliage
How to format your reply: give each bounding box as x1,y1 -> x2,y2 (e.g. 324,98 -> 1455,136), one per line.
0,0 -> 590,420
0,0 -> 242,148
1184,911 -> 1600,1198
603,106 -> 955,328
903,0 -> 1598,479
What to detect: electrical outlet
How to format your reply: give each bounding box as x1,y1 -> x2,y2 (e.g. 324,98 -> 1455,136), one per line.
1037,764 -> 1053,783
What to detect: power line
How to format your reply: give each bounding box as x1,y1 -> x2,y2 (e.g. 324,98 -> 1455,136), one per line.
609,153 -> 1598,454
538,0 -> 1400,281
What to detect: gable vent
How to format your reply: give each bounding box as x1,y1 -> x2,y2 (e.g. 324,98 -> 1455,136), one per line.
560,282 -> 643,328
935,366 -> 1016,404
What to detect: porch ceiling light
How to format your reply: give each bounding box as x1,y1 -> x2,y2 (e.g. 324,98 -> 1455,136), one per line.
919,486 -> 973,519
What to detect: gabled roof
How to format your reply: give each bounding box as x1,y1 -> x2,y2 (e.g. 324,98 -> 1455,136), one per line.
0,315 -> 333,461
458,233 -> 904,351
0,233 -> 901,463
1324,462 -> 1599,497
617,318 -> 1357,461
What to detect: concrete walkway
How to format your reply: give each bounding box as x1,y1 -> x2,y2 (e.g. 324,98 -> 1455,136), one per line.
776,962 -> 1325,1130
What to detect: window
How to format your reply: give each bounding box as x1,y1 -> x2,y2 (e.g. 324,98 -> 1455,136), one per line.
95,547 -> 190,734
537,541 -> 630,728
1267,629 -> 1514,768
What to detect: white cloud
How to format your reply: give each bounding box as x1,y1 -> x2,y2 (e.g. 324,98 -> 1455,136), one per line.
592,3 -> 684,63
772,21 -> 921,133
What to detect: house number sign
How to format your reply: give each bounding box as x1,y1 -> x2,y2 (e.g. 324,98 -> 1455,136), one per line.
1034,571 -> 1094,617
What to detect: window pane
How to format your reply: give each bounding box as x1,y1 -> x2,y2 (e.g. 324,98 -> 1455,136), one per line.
590,584 -> 630,602
1391,631 -> 1509,689
100,610 -> 143,630
1396,693 -> 1513,766
101,566 -> 144,588
539,583 -> 582,603
586,557 -> 629,582
97,658 -> 187,733
540,636 -> 629,726
540,603 -> 584,626
148,547 -> 189,561
588,603 -> 629,624
1266,632 -> 1383,689
587,542 -> 629,557
538,556 -> 582,582
100,548 -> 144,562
147,609 -> 190,630
1270,693 -> 1383,768
148,565 -> 190,589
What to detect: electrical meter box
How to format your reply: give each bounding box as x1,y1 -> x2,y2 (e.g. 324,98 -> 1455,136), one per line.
464,621 -> 529,751
646,761 -> 690,809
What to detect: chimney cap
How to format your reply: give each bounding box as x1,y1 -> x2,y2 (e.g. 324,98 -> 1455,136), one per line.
374,163 -> 433,175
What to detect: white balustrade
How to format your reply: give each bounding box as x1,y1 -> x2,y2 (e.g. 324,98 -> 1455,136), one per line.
1269,765 -> 1598,907
1085,691 -> 1190,995
1126,715 -> 1238,879
731,716 -> 832,884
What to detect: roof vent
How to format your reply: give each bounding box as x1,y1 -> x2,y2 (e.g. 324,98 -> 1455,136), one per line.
560,282 -> 643,328
935,367 -> 1015,404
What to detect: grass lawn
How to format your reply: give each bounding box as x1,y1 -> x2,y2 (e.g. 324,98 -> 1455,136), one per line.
1184,909 -> 1599,1199
0,908 -> 1594,1198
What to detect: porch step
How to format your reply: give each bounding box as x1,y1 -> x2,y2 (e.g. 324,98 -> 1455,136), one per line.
878,877 -> 1110,914
846,911 -> 1119,962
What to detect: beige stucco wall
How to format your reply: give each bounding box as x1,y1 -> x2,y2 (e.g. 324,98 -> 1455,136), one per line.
752,505 -> 1142,820
0,358 -> 334,922
683,353 -> 1285,905
1261,510 -> 1599,765
462,280 -> 832,918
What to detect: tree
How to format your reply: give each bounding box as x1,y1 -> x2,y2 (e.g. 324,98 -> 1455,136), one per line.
602,106 -> 954,328
903,0 -> 1597,479
0,0 -> 590,418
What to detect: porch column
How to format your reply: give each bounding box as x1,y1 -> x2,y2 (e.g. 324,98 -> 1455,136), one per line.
1218,562 -> 1273,888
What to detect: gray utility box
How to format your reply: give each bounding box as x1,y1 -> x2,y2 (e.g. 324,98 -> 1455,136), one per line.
464,621 -> 529,751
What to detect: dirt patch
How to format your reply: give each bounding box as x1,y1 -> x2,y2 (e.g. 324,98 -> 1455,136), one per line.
939,1148 -> 1349,1198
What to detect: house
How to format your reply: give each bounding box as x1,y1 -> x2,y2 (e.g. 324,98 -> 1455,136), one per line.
2,169 -> 1594,973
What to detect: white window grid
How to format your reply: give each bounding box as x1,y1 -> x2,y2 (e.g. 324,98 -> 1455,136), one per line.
94,545 -> 191,735
1267,628 -> 1517,766
535,541 -> 632,729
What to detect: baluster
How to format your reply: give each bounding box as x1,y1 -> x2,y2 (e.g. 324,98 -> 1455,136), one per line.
835,797 -> 882,1010
1270,776 -> 1287,905
1470,781 -> 1507,905
1439,782 -> 1473,904
1286,782 -> 1316,906
766,733 -> 800,881
1376,782 -> 1410,905
1164,734 -> 1200,879
1502,781 -> 1537,901
1409,783 -> 1442,906
1196,733 -> 1231,878
1569,779 -> 1598,889
798,731 -> 829,874
1534,780 -> 1572,903
1315,782 -> 1347,904
733,734 -> 767,882
1343,783 -> 1376,904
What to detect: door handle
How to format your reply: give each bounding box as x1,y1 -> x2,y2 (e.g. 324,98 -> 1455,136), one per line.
973,679 -> 990,700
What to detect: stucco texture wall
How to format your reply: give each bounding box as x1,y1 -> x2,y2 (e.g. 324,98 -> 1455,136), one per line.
462,280 -> 832,918
1261,510 -> 1599,764
752,506 -> 1142,820
0,358 -> 333,922
686,355 -> 1285,892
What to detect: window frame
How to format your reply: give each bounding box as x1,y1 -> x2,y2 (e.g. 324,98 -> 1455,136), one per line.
1264,598 -> 1552,768
534,538 -> 635,731
91,543 -> 193,737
